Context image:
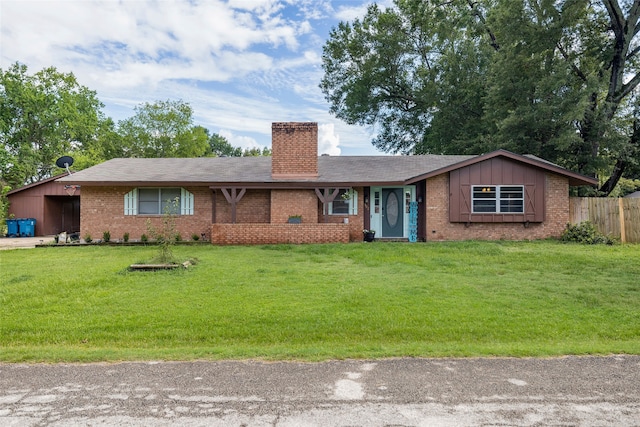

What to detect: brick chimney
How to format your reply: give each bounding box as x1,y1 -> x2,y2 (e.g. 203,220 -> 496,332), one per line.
271,122 -> 318,179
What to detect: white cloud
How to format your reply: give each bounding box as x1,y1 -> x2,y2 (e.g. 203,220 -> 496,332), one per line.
1,0 -> 308,88
218,129 -> 263,151
318,123 -> 341,156
1,0 -> 383,156
333,0 -> 393,21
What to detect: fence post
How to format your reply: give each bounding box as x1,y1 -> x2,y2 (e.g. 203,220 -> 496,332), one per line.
618,198 -> 626,244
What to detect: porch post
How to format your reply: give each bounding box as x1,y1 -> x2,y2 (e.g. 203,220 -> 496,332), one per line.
220,187 -> 247,224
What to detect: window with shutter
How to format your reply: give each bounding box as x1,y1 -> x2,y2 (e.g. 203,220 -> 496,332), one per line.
329,189 -> 358,215
123,188 -> 194,216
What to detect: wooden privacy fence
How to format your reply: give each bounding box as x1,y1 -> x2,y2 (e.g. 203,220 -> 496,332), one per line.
569,197 -> 640,243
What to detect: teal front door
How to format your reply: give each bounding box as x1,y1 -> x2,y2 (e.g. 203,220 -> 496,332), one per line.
382,188 -> 404,237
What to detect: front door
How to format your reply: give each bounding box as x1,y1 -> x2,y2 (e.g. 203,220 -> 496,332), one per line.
62,197 -> 80,233
382,188 -> 404,237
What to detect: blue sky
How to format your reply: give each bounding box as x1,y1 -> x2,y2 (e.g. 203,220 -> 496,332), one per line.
0,0 -> 393,156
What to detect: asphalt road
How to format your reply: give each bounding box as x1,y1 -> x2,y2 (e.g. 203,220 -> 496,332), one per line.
1,356 -> 639,426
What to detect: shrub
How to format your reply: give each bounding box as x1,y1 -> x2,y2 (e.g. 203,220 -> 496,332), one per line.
561,221 -> 616,245
102,230 -> 111,243
175,233 -> 182,242
123,232 -> 130,243
141,234 -> 148,243
84,234 -> 92,243
191,233 -> 200,241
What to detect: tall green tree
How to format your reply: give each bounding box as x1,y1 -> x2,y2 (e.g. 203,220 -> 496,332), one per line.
209,132 -> 243,157
0,62 -> 105,188
117,100 -> 209,158
320,0 -> 640,195
208,132 -> 271,157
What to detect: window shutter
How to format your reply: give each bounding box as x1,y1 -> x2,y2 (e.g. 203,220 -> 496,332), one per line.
524,183 -> 543,222
181,188 -> 194,215
459,183 -> 471,222
350,190 -> 358,215
124,189 -> 138,215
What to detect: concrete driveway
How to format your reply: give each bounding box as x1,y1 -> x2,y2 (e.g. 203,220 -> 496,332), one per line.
0,236 -> 55,250
1,356 -> 638,426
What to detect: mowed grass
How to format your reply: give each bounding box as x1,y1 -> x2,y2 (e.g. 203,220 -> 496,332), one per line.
0,241 -> 639,362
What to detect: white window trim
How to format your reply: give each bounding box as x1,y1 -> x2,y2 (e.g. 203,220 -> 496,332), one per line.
471,185 -> 524,214
124,188 -> 194,216
329,188 -> 358,215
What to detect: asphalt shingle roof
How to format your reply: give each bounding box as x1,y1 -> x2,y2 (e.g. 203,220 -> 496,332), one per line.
57,155 -> 476,185
56,151 -> 598,187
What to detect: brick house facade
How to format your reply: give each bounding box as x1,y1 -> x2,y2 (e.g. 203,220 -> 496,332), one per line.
58,122 -> 597,244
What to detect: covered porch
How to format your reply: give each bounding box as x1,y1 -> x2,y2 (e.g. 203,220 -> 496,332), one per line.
209,182 -> 423,245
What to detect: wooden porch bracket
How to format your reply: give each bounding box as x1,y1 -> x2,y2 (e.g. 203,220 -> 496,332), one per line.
315,188 -> 342,223
220,188 -> 247,224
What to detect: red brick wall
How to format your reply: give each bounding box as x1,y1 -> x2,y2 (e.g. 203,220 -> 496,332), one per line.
211,223 -> 350,245
425,173 -> 569,241
271,189 -> 318,223
215,190 -> 270,223
80,186 -> 212,241
271,122 -> 318,178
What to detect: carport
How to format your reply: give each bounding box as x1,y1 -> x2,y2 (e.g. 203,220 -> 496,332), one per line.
6,174 -> 80,236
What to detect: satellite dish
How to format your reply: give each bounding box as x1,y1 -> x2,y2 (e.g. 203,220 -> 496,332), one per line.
56,156 -> 74,175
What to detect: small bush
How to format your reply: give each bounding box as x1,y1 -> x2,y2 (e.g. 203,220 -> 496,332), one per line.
103,230 -> 111,243
175,233 -> 182,242
561,221 -> 616,245
191,233 -> 200,241
123,232 -> 130,243
84,234 -> 92,243
141,234 -> 148,243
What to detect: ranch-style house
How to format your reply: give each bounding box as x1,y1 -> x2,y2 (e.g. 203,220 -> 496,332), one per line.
57,122 -> 598,244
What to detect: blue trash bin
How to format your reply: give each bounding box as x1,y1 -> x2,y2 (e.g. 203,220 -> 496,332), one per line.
6,219 -> 18,237
18,218 -> 36,237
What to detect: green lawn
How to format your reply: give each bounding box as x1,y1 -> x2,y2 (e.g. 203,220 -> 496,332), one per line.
1,241 -> 639,362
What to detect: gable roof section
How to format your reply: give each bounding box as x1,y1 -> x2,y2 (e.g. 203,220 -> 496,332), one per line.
7,173 -> 71,196
57,150 -> 597,188
404,150 -> 598,187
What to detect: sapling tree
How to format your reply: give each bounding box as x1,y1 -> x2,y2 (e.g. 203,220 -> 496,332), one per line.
145,197 -> 180,263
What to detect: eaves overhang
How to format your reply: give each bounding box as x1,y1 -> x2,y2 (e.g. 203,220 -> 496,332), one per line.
209,180 -> 406,190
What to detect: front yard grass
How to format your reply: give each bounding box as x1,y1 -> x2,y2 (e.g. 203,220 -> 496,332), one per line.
0,240 -> 638,362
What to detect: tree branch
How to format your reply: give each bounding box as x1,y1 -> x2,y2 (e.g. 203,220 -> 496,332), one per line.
557,42 -> 588,82
603,0 -> 625,39
466,0 -> 500,51
628,0 -> 640,36
626,44 -> 640,60
616,72 -> 640,103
